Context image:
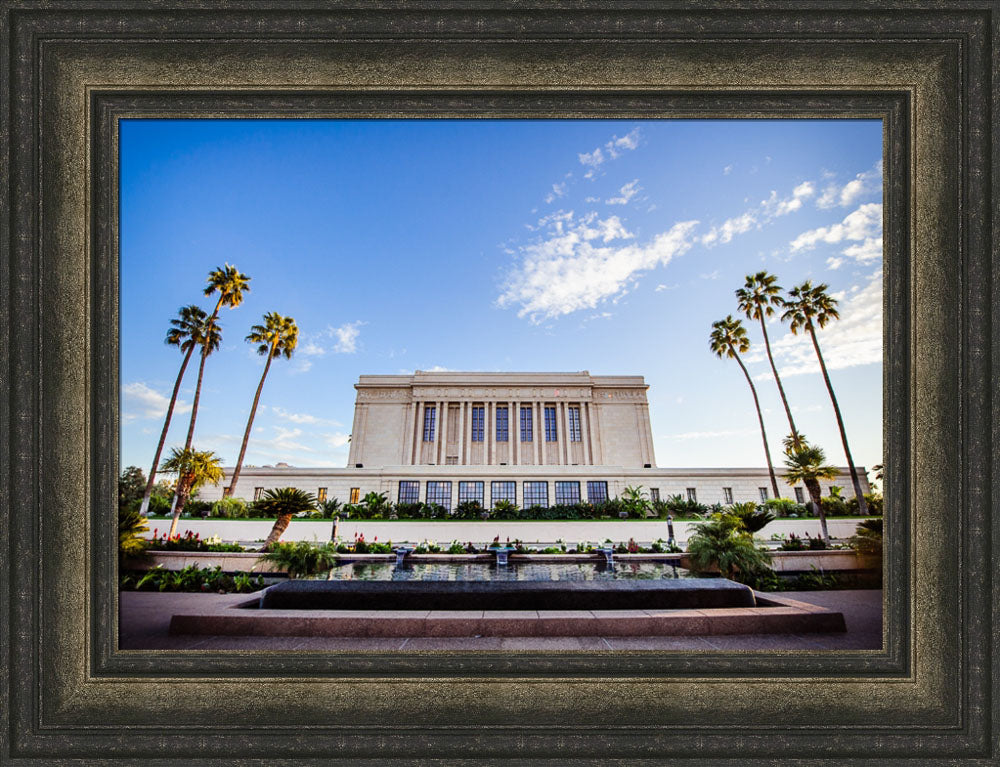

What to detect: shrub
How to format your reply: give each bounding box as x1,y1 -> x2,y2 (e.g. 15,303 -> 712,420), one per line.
491,499 -> 520,520
778,532 -> 806,551
318,498 -> 342,518
849,518 -> 883,555
182,499 -> 213,518
684,514 -> 773,582
258,540 -> 339,578
846,492 -> 883,516
210,497 -> 248,519
118,506 -> 150,561
453,500 -> 485,520
121,565 -> 266,593
763,497 -> 807,518
446,540 -> 466,554
726,502 -> 775,534
147,495 -> 172,516
663,494 -> 708,518
820,495 -> 848,517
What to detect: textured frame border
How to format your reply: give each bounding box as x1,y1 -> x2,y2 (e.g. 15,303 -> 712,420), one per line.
1,3 -> 995,764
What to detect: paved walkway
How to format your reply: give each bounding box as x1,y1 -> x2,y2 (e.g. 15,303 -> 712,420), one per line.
119,589 -> 882,651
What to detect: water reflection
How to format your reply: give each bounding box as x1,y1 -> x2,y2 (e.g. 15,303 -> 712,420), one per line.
315,561 -> 693,582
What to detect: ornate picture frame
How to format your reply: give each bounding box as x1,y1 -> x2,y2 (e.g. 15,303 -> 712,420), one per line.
1,3 -> 995,763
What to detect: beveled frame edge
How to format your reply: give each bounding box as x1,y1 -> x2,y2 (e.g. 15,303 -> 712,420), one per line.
91,89 -> 911,682
2,2 -> 995,764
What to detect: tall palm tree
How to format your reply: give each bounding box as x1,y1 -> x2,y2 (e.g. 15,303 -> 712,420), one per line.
710,316 -> 780,498
736,271 -> 802,448
224,312 -> 299,498
782,280 -> 870,517
781,437 -> 838,543
178,264 -> 251,449
159,447 -> 224,538
179,316 -> 223,451
255,487 -> 318,550
138,305 -> 207,517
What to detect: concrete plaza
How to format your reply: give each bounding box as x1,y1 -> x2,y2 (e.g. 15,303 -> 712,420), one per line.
119,588 -> 882,651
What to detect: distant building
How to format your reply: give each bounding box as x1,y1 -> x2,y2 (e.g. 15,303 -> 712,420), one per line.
199,371 -> 868,508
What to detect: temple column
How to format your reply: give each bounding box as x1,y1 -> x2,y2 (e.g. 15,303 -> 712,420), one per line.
457,401 -> 466,465
560,401 -> 570,464
536,401 -> 544,465
414,402 -> 425,463
408,402 -> 419,465
580,401 -> 593,465
487,401 -> 495,465
436,400 -> 446,464
510,400 -> 518,465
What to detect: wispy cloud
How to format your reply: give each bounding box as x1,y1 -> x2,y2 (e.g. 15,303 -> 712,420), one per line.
606,179 -> 641,206
122,382 -> 191,422
723,164 -> 733,175
578,128 -> 641,179
789,202 -> 882,256
331,321 -> 364,353
755,269 -> 883,378
545,181 -> 567,204
270,406 -> 340,427
663,428 -> 757,441
816,160 -> 882,209
498,211 -> 697,322
701,180 -> 815,247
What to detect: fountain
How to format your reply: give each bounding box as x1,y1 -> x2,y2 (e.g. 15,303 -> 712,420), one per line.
596,546 -> 614,566
393,546 -> 414,567
489,546 -> 515,566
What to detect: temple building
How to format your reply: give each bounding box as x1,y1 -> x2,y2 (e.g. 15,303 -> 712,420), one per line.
200,371 -> 869,508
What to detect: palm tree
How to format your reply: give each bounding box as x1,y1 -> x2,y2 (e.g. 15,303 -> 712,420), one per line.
177,264 -> 251,449
255,487 -> 318,550
710,315 -> 780,498
159,447 -> 224,537
224,312 -> 299,498
179,315 -> 223,451
736,271 -> 802,448
138,305 -> 208,517
782,280 -> 869,516
781,437 -> 839,543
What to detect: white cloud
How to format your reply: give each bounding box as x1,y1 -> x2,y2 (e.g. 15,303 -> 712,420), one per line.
300,341 -> 326,357
699,269 -> 720,280
545,181 -> 567,204
761,269 -> 882,378
578,128 -> 641,178
122,382 -> 191,422
654,283 -> 677,292
424,365 -> 453,372
270,406 -> 340,427
606,179 -> 641,205
664,428 -> 757,441
816,160 -> 882,209
330,321 -> 364,354
498,213 -> 698,322
323,432 -> 351,449
789,202 -> 882,252
723,164 -> 733,175
701,180 -> 815,247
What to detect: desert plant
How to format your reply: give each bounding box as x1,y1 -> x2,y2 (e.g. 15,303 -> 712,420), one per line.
318,498 -> 342,518
782,437 -> 838,543
846,492 -> 883,516
491,499 -> 520,520
763,497 -> 806,518
159,447 -> 224,537
453,500 -> 485,519
621,485 -> 651,517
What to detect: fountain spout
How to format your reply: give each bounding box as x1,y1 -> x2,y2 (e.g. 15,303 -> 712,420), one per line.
489,546 -> 515,566
597,547 -> 614,566
393,546 -> 414,567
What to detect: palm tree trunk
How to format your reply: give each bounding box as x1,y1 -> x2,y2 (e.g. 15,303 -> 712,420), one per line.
225,347 -> 275,498
759,315 -> 801,448
139,345 -> 195,516
167,475 -> 193,538
733,349 -> 781,499
808,327 -> 870,516
262,513 -> 293,550
183,344 -> 210,451
805,478 -> 830,543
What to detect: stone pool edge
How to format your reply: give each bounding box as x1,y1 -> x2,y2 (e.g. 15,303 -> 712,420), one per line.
168,593 -> 846,638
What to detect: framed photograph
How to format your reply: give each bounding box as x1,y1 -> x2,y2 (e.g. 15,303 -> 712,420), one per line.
2,2 -> 995,763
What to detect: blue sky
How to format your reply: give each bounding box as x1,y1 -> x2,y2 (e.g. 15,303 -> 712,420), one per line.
121,119 -> 883,476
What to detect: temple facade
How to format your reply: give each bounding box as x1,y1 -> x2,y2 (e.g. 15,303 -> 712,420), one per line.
200,371 -> 869,508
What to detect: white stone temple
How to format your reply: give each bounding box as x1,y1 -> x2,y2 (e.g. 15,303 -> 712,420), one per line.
200,371 -> 868,509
